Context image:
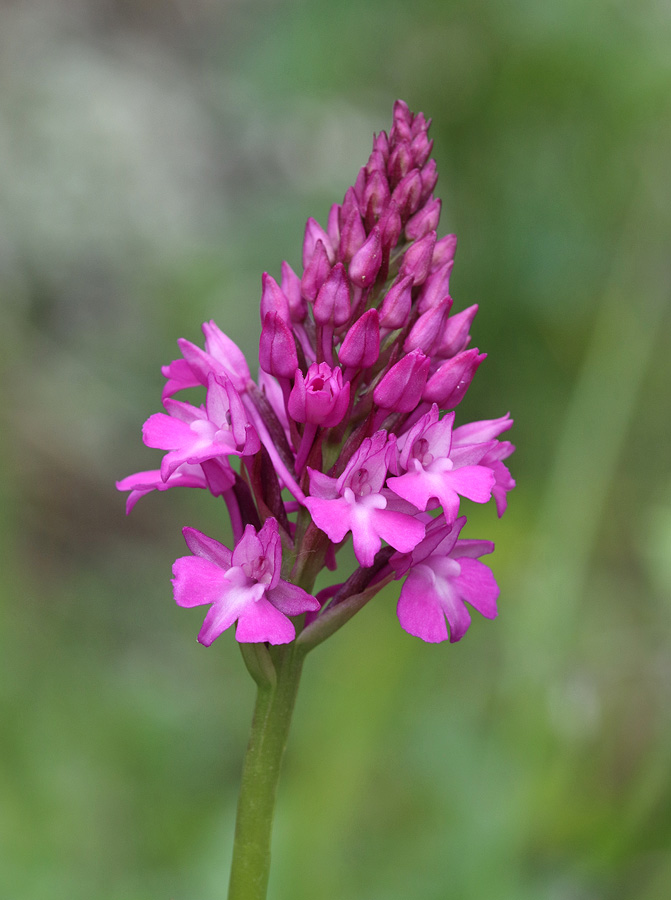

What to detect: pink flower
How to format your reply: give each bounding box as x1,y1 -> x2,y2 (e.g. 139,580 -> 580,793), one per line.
392,517 -> 499,643
305,431 -> 425,567
172,519 -> 319,645
288,362 -> 350,427
143,373 -> 260,481
116,461 -> 232,514
386,405 -> 496,523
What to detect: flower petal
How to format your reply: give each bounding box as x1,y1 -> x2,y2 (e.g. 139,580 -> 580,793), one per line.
235,596 -> 295,644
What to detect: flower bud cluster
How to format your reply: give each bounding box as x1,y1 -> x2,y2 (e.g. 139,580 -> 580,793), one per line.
118,101 -> 515,647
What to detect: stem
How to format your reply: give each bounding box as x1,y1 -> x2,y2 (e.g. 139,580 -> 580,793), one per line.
227,643 -> 305,900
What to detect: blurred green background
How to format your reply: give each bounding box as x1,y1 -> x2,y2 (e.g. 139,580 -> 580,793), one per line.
1,1 -> 670,898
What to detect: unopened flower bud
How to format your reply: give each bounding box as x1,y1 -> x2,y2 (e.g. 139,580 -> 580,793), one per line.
405,197 -> 442,241
260,273 -> 290,324
379,275 -> 413,329
391,170 -> 423,219
303,217 -> 334,268
281,261 -> 307,322
363,170 -> 391,222
373,130 -> 389,159
313,262 -> 351,326
373,349 -> 430,412
431,233 -> 458,270
417,259 -> 454,313
288,362 -> 351,427
436,304 -> 478,359
379,207 -> 402,252
400,230 -> 436,285
349,225 -> 382,288
302,241 -> 332,302
388,141 -> 413,186
327,203 -> 341,249
338,202 -> 366,264
339,308 -> 380,369
404,297 -> 452,354
419,158 -> 438,203
423,348 -> 486,408
410,131 -> 433,168
259,312 -> 298,378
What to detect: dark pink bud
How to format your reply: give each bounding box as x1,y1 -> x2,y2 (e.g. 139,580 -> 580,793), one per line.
400,230 -> 436,285
436,304 -> 478,358
327,203 -> 341,249
354,166 -> 367,202
379,206 -> 402,252
259,312 -> 298,378
403,297 -> 452,354
349,224 -> 382,288
302,241 -> 332,302
303,218 -> 334,268
423,348 -> 486,408
373,349 -> 430,412
313,262 -> 351,326
405,197 -> 442,241
391,170 -> 423,219
363,171 -> 390,222
260,272 -> 290,324
338,204 -> 366,264
409,132 -> 433,168
379,275 -> 413,329
431,233 -> 458,270
388,141 -> 413,186
281,261 -> 307,322
366,149 -> 387,178
417,259 -> 454,313
288,361 -> 351,427
411,111 -> 430,137
339,308 -> 380,369
393,99 -> 413,128
373,131 -> 389,159
419,158 -> 438,202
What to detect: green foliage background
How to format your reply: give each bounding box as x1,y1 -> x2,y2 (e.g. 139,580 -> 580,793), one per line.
1,1 -> 670,897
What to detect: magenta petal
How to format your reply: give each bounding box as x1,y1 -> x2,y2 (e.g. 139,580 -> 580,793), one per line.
182,527 -> 233,568
397,569 -> 449,642
371,508 -> 425,553
304,496 -> 352,544
442,465 -> 495,504
454,557 -> 499,619
349,508 -> 383,567
172,557 -> 228,608
142,413 -> 194,450
231,525 -> 264,569
235,596 -> 295,644
268,580 -> 320,615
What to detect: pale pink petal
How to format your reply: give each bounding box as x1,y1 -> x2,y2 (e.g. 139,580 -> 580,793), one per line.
397,567 -> 449,642
142,413 -> 194,450
267,580 -> 320,615
231,525 -> 264,569
182,527 -> 233,568
235,596 -> 295,644
371,508 -> 425,554
304,496 -> 352,544
172,557 -> 228,608
454,557 -> 499,619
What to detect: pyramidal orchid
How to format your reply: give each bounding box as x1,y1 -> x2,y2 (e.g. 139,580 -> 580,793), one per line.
117,100 -> 515,900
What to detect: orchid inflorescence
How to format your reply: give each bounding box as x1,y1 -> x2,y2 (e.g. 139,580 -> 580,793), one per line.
117,100 -> 515,649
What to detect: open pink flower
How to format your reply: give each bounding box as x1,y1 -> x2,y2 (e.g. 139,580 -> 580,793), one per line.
172,519 -> 319,645
387,405 -> 495,523
143,373 -> 260,481
391,516 -> 499,643
305,431 -> 425,567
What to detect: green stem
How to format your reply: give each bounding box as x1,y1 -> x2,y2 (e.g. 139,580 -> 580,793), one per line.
227,643 -> 305,900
